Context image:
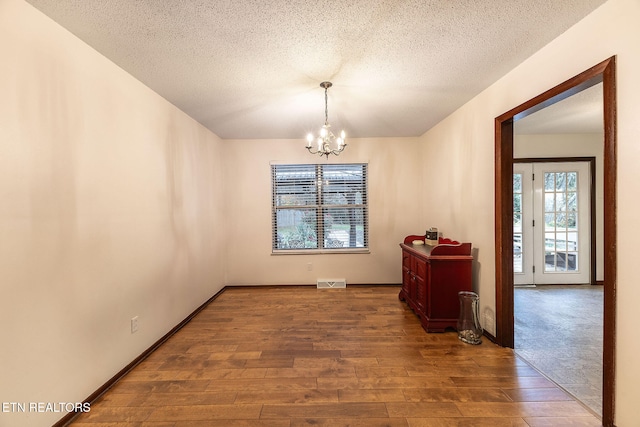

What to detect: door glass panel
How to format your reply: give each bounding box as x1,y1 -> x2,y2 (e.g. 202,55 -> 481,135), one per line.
556,213 -> 567,230
543,171 -> 579,273
568,252 -> 578,270
544,173 -> 555,191
544,193 -> 555,212
513,173 -> 523,274
514,173 -> 522,192
545,232 -> 556,247
545,213 -> 554,227
544,251 -> 555,272
555,172 -> 566,191
567,231 -> 578,248
567,193 -> 578,211
567,172 -> 577,191
556,193 -> 566,211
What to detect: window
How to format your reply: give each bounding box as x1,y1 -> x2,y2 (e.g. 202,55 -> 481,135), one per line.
271,163 -> 368,252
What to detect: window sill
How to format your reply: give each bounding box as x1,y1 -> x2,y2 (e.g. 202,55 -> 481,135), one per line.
272,249 -> 370,255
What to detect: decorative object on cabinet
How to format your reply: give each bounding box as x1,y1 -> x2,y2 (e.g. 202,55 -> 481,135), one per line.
399,235 -> 473,333
403,235 -> 425,244
426,227 -> 439,245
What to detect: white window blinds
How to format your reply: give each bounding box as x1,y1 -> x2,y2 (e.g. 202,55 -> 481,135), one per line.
271,163 -> 368,252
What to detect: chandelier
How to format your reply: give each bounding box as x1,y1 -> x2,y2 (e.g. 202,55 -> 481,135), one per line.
306,81 -> 347,158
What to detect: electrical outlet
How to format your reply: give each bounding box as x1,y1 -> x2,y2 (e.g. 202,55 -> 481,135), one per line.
131,316 -> 139,333
307,262 -> 313,271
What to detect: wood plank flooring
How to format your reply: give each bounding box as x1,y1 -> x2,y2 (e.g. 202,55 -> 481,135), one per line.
68,285 -> 602,426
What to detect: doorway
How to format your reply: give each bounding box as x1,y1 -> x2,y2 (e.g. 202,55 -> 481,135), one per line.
494,57 -> 616,425
514,160 -> 594,286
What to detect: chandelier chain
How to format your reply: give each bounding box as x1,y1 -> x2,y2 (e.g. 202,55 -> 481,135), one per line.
324,86 -> 329,125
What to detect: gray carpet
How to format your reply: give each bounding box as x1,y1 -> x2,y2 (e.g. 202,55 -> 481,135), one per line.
514,285 -> 603,417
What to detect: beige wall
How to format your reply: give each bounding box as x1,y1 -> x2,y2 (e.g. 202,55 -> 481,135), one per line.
223,137 -> 423,285
420,0 -> 640,423
0,1 -> 226,425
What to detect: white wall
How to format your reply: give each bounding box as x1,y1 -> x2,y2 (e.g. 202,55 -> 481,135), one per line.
420,0 -> 640,423
515,133 -> 604,282
0,1 -> 226,425
224,137 -> 423,285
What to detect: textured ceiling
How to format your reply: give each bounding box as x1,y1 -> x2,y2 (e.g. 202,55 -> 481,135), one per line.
25,0 -> 606,139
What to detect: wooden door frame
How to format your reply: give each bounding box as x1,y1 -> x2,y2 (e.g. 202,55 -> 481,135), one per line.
495,57 -> 616,425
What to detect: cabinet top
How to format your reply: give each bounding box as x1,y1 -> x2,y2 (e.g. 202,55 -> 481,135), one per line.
400,241 -> 473,259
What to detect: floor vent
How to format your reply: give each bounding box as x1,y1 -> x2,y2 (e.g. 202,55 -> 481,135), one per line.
316,279 -> 346,289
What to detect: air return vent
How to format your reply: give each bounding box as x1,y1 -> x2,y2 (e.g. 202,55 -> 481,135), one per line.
316,278 -> 346,289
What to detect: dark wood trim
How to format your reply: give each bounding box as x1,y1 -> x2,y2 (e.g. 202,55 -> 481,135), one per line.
495,56 -> 616,426
601,55 -> 617,427
495,116 -> 514,348
496,60 -> 611,123
513,157 -> 597,286
226,283 -> 403,288
589,157 -> 598,287
482,330 -> 498,344
54,287 -> 228,427
513,157 -> 594,163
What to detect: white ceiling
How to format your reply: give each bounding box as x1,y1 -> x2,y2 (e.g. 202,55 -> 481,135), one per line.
516,83 -> 604,135
25,0 -> 606,139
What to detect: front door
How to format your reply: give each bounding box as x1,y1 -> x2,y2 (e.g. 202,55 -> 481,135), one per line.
514,161 -> 591,285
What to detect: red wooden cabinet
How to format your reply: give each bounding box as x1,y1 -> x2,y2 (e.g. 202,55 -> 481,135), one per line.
399,238 -> 473,332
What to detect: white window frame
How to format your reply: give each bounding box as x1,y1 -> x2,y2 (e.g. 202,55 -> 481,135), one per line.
271,163 -> 369,254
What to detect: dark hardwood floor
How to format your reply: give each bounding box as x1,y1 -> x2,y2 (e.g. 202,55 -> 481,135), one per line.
68,285 -> 601,426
